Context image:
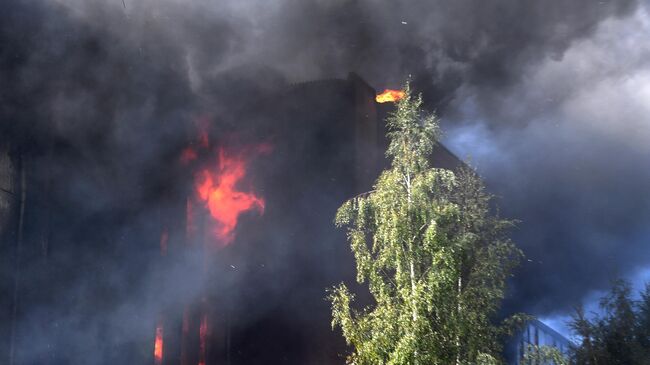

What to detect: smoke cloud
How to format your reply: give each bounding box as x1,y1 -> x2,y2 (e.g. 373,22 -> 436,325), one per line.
1,0 -> 649,362
446,6 -> 650,315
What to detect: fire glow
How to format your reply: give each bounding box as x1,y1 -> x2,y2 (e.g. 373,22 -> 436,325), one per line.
153,323 -> 163,365
157,120 -> 269,364
375,89 -> 405,103
196,147 -> 265,245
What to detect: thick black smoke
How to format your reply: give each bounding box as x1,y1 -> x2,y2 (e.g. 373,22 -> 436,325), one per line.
444,5 -> 650,318
1,0 -> 649,362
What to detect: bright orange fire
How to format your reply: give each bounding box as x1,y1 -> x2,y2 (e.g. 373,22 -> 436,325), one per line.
196,148 -> 265,244
375,89 -> 405,103
154,323 -> 163,365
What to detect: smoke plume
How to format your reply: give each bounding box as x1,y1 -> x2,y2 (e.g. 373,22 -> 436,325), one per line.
1,0 -> 649,362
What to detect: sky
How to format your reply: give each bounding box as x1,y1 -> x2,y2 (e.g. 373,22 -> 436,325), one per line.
1,0 -> 650,359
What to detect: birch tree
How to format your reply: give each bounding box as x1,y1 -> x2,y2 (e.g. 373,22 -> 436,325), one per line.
329,84 -> 522,365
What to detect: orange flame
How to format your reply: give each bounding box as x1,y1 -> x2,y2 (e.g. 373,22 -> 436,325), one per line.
154,323 -> 164,365
196,148 -> 265,244
375,89 -> 405,103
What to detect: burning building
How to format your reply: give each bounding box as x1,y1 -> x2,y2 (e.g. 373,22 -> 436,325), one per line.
0,73 -> 464,365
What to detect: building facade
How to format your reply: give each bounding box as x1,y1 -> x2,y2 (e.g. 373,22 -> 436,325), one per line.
505,319 -> 571,365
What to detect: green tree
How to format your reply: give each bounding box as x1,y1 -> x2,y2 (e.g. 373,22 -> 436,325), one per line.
637,284 -> 650,364
569,280 -> 650,365
570,306 -> 603,365
523,344 -> 569,365
329,84 -> 523,365
599,280 -> 639,364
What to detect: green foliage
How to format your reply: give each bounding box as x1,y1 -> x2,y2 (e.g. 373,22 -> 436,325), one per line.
329,84 -> 523,365
523,344 -> 569,365
570,280 -> 650,365
637,284 -> 650,358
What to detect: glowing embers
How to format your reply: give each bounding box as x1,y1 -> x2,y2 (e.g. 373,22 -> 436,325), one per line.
154,322 -> 164,365
375,89 -> 405,103
195,147 -> 267,245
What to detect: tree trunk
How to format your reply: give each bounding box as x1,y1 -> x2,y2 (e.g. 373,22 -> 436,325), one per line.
405,170 -> 419,364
